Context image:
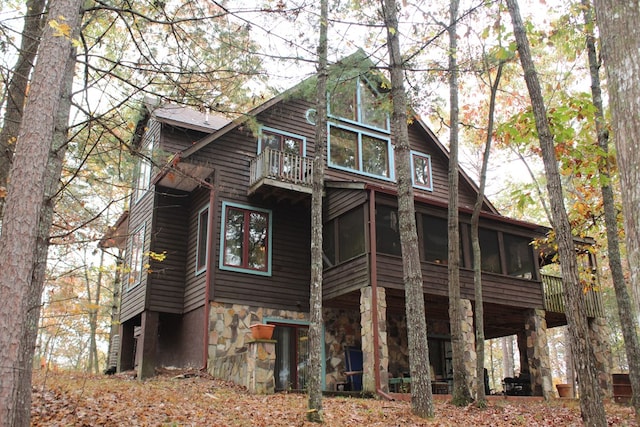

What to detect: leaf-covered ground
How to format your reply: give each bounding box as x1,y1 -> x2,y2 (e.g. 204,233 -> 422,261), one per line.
31,371 -> 636,426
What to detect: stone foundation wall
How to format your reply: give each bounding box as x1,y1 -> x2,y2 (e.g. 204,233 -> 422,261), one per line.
525,309 -> 553,398
208,301 -> 362,391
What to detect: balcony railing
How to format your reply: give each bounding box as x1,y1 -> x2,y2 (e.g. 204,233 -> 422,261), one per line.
249,147 -> 314,192
542,274 -> 605,318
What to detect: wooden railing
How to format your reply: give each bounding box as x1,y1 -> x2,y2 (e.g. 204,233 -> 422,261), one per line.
542,274 -> 605,318
249,147 -> 313,188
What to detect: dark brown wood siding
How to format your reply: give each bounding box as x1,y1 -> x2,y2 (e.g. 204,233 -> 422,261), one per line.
120,189 -> 154,322
160,124 -> 209,154
376,253 -> 543,309
184,188 -> 210,312
323,254 -> 370,300
147,187 -> 189,313
325,188 -> 368,220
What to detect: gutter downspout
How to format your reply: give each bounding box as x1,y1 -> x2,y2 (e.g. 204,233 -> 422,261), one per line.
202,176 -> 216,371
369,188 -> 394,401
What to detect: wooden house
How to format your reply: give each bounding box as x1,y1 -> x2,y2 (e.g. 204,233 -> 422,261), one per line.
107,54 -> 605,396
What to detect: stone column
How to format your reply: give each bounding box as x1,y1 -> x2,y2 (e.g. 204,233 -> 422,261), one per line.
588,316 -> 613,398
360,286 -> 389,393
246,339 -> 276,394
525,309 -> 553,399
460,299 -> 477,396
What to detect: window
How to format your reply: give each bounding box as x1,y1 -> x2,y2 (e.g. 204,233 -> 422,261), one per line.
323,206 -> 365,264
196,206 -> 209,275
133,136 -> 154,202
503,234 -> 535,279
329,77 -> 389,131
220,202 -> 272,275
423,215 -> 448,263
328,125 -> 392,179
259,128 -> 306,179
127,225 -> 145,289
411,151 -> 433,191
479,228 -> 502,274
376,205 -> 401,256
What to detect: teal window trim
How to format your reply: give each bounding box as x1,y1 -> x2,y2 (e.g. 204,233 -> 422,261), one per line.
257,126 -> 307,156
195,204 -> 209,276
327,122 -> 394,181
410,150 -> 433,191
219,201 -> 272,276
263,317 -> 326,391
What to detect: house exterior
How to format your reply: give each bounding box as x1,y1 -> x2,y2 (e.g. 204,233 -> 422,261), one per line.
106,54 -> 608,396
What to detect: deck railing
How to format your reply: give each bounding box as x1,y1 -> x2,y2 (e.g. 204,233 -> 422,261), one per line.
249,147 -> 313,188
541,274 -> 605,317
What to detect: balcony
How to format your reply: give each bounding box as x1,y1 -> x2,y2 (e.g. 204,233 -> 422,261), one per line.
542,274 -> 605,318
248,147 -> 314,196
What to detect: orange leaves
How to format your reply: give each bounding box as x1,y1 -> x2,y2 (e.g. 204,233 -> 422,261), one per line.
31,371 -> 637,426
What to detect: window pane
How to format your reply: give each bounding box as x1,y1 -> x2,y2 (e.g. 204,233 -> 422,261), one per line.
359,79 -> 388,130
479,228 -> 501,273
330,80 -> 356,121
323,220 -> 335,265
129,226 -> 144,286
423,215 -> 448,264
413,153 -> 432,188
224,208 -> 244,267
196,208 -> 208,272
248,211 -> 268,270
376,205 -> 400,255
338,207 -> 365,262
262,132 -> 281,152
362,135 -> 389,177
282,137 -> 302,155
330,127 -> 358,169
503,234 -> 534,279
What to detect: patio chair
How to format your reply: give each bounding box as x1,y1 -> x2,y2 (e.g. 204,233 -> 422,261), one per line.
344,346 -> 363,391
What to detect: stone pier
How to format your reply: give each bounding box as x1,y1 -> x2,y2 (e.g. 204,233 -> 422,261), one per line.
246,339 -> 276,394
360,286 -> 389,393
588,316 -> 613,398
460,299 -> 477,396
525,309 -> 553,399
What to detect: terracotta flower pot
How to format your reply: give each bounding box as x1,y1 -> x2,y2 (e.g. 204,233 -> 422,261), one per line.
556,383 -> 573,398
250,323 -> 275,340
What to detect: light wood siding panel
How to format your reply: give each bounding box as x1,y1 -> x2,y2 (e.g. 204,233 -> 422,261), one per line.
325,188 -> 368,220
148,187 -> 189,313
184,188 -> 210,312
213,202 -> 312,310
323,254 -> 370,299
120,189 -> 154,322
376,254 -> 543,309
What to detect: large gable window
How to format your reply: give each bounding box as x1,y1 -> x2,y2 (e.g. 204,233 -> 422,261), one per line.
411,151 -> 433,191
220,202 -> 272,276
328,125 -> 392,179
329,77 -> 389,132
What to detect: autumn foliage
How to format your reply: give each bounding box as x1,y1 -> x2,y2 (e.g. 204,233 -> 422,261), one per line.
30,371 -> 636,426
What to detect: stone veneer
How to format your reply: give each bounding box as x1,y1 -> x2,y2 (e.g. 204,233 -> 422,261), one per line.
360,287 -> 389,392
460,299 -> 477,396
246,340 -> 276,394
588,316 -> 613,398
525,309 -> 553,398
207,301 -> 361,392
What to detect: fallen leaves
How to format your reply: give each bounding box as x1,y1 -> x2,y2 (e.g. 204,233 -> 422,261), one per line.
30,371 -> 637,426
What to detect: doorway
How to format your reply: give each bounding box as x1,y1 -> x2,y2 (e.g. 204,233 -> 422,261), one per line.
273,323 -> 309,391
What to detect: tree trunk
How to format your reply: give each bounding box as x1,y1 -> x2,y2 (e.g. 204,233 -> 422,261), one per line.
0,0 -> 47,222
0,0 -> 83,424
589,0 -> 640,418
471,62 -> 503,407
502,336 -> 514,379
446,0 -> 473,406
382,0 -> 434,418
306,0 -> 327,421
506,0 -> 607,425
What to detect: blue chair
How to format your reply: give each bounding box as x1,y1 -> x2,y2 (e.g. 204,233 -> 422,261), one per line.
344,346 -> 363,391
